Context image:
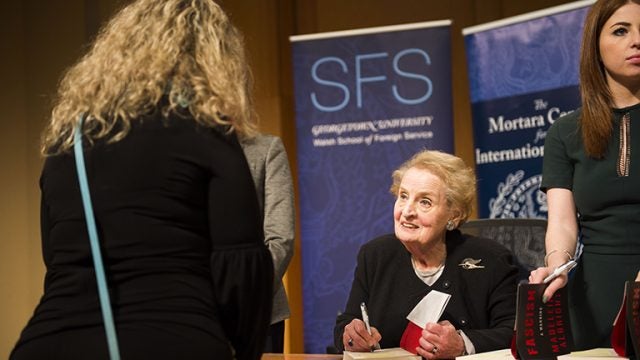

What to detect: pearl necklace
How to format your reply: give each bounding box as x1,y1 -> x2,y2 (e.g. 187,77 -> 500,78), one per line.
411,257 -> 445,278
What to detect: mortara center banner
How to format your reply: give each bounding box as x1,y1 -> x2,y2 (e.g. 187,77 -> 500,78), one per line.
463,1 -> 594,219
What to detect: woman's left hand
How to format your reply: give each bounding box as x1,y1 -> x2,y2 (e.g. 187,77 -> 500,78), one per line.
416,320 -> 464,359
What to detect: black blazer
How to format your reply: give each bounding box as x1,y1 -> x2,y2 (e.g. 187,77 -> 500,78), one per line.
334,230 -> 517,353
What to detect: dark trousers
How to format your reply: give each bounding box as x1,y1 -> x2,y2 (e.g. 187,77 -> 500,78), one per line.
263,320 -> 285,353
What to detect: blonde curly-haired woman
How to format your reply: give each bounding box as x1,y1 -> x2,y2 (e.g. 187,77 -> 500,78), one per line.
10,1 -> 273,359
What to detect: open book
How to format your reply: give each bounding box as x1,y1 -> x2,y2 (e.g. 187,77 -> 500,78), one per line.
456,348 -> 628,360
557,348 -> 629,359
343,347 -> 420,360
456,348 -> 514,359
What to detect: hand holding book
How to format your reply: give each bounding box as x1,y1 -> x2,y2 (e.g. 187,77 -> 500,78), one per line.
511,283 -> 573,359
528,259 -> 574,304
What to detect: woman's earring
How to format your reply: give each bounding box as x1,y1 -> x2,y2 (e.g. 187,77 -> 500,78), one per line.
446,220 -> 455,231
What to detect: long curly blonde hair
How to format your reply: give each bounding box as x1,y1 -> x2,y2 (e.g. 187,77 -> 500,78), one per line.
43,0 -> 257,154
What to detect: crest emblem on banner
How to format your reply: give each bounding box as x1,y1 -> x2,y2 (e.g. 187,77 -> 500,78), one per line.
489,170 -> 547,219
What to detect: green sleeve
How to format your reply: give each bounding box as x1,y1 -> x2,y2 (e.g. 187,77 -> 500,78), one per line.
540,113 -> 578,192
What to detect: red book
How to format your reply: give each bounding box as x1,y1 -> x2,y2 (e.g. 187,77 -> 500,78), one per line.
611,281 -> 640,358
511,283 -> 573,359
400,321 -> 422,354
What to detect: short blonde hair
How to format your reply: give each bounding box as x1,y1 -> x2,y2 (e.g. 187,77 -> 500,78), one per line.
389,150 -> 476,225
43,0 -> 257,154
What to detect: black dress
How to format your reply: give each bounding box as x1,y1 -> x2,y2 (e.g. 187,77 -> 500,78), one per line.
10,110 -> 273,360
541,105 -> 640,350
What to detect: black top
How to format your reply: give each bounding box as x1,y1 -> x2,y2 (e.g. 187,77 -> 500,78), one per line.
334,230 -> 518,353
11,110 -> 273,360
541,104 -> 640,254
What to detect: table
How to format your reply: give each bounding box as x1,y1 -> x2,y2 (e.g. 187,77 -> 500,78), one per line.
262,354 -> 342,360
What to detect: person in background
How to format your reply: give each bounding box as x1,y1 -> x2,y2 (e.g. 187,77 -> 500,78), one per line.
334,150 -> 518,359
529,0 -> 640,350
241,133 -> 295,353
10,0 -> 273,359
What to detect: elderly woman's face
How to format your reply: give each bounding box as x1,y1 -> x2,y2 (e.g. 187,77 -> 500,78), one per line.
393,167 -> 452,247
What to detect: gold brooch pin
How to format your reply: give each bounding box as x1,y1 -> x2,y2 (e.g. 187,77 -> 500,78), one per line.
458,258 -> 485,269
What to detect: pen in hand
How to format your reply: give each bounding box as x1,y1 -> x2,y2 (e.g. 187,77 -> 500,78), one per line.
543,259 -> 577,284
360,302 -> 381,351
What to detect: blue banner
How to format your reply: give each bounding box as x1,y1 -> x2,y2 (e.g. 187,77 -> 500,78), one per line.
290,21 -> 454,353
463,1 -> 593,219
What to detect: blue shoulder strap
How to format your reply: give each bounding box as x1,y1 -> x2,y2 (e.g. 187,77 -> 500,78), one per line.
74,117 -> 121,360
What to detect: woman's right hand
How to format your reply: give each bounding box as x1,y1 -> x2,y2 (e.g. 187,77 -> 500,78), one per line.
529,266 -> 569,303
342,318 -> 382,352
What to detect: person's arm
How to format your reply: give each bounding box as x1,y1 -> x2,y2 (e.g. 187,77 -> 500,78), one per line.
263,137 -> 295,286
40,191 -> 52,266
210,247 -> 272,360
529,188 -> 578,301
208,133 -> 273,360
417,320 -> 465,359
334,246 -> 381,352
528,114 -> 579,300
417,245 -> 517,357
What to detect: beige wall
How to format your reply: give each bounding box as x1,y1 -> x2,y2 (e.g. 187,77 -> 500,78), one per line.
0,0 -> 573,357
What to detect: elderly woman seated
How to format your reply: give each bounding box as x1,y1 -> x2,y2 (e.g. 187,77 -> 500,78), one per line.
334,150 -> 517,359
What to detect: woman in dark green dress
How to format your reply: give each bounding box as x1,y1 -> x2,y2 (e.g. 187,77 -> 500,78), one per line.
529,0 -> 640,350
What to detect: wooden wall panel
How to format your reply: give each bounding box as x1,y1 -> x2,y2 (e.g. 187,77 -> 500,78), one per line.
0,2 -> 31,357
0,1 -> 88,358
